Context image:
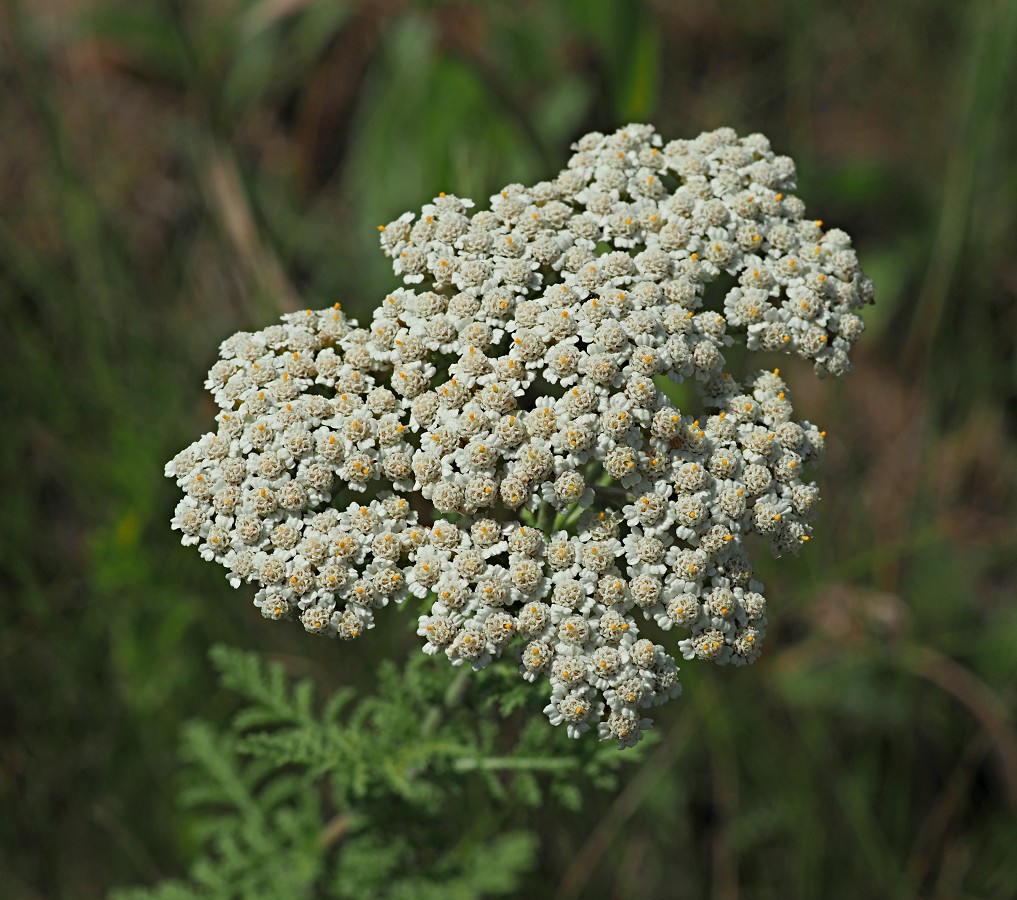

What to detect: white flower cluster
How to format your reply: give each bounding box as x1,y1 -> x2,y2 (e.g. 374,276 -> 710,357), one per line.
167,124 -> 871,748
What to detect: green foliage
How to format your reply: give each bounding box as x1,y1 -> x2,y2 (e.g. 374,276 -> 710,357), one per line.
113,645 -> 644,899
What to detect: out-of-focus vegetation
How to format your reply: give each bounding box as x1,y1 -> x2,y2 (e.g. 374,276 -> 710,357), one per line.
2,0 -> 1016,896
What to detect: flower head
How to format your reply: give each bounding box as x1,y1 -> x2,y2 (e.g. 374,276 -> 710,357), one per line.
168,125 -> 871,745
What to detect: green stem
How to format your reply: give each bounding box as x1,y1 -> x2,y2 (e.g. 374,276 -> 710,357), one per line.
552,504 -> 586,533
451,756 -> 578,773
536,500 -> 556,533
420,668 -> 472,740
592,485 -> 630,507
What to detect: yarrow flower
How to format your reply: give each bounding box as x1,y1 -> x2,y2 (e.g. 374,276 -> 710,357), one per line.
167,124 -> 872,749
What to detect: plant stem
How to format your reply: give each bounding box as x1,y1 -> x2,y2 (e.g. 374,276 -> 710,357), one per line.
592,485 -> 630,507
452,756 -> 577,772
536,500 -> 556,533
420,668 -> 472,740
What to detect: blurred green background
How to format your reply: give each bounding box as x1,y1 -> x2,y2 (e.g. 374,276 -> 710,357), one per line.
3,0 -> 1017,896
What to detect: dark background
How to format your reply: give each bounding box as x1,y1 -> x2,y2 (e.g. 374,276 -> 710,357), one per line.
2,0 -> 1016,897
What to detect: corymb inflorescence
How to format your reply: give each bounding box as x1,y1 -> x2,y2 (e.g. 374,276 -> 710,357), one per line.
167,124 -> 872,747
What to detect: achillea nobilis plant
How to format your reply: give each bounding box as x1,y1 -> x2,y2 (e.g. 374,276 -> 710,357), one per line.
167,124 -> 873,748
